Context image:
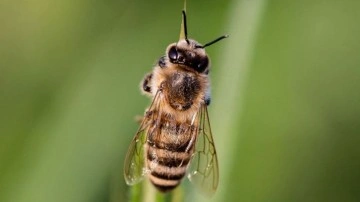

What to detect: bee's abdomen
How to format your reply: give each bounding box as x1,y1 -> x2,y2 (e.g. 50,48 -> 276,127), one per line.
146,141 -> 192,192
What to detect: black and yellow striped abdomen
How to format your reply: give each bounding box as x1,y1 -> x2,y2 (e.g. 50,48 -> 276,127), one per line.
146,119 -> 195,192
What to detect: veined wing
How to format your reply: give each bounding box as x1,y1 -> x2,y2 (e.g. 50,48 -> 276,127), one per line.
188,104 -> 219,196
123,90 -> 162,185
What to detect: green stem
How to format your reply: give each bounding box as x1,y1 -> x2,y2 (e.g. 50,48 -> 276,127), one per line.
129,183 -> 142,202
128,180 -> 184,202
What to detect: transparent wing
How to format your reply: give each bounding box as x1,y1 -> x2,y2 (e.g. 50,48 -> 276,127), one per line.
123,90 -> 162,185
188,104 -> 219,196
123,128 -> 147,185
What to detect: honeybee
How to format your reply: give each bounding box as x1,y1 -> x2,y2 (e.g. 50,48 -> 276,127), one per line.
124,10 -> 227,195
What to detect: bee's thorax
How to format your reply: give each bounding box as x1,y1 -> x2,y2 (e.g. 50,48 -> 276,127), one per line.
163,72 -> 201,111
151,65 -> 208,121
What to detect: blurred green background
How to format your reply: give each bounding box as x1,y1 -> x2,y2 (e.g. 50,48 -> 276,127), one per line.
1,0 -> 360,202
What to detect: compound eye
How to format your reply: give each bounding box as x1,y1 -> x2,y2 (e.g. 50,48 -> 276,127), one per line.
197,57 -> 209,73
168,46 -> 178,61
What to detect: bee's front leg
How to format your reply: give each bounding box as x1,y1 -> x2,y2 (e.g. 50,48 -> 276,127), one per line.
141,73 -> 153,95
141,56 -> 167,95
158,56 -> 166,68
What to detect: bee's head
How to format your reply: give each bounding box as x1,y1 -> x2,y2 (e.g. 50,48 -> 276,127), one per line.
166,39 -> 209,73
165,10 -> 228,74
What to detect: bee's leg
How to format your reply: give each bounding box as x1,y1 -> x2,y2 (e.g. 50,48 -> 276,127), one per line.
141,73 -> 153,95
158,56 -> 166,68
134,108 -> 154,124
205,97 -> 211,106
205,88 -> 211,106
141,56 -> 166,95
134,115 -> 144,124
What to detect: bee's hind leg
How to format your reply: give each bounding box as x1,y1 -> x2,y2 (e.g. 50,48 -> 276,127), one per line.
134,115 -> 144,124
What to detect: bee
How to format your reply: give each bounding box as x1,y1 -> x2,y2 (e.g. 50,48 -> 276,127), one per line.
124,9 -> 227,195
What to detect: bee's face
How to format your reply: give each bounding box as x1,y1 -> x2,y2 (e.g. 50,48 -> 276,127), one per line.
166,39 -> 209,74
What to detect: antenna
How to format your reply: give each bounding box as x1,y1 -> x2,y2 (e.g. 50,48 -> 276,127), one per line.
195,35 -> 229,49
182,10 -> 190,44
179,0 -> 188,44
